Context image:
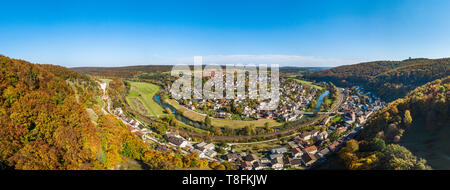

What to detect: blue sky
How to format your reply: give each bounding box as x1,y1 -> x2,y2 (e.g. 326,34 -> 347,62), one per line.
1,0 -> 449,67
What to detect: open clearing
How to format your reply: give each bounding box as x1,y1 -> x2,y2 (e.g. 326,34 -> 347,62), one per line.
292,78 -> 324,90
165,99 -> 280,129
285,75 -> 323,90
127,97 -> 151,116
95,96 -> 105,108
126,81 -> 166,117
232,140 -> 284,155
86,108 -> 98,124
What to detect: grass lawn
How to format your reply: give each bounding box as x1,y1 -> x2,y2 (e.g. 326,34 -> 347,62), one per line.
95,96 -> 105,108
126,81 -> 166,117
115,157 -> 148,170
330,116 -> 342,123
292,79 -> 324,90
232,141 -> 284,153
175,119 -> 211,135
165,99 -> 280,129
319,96 -> 333,111
86,108 -> 98,124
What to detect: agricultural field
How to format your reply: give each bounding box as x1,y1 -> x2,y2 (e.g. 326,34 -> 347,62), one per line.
165,99 -> 280,129
125,81 -> 166,117
285,75 -> 323,90
292,78 -> 324,90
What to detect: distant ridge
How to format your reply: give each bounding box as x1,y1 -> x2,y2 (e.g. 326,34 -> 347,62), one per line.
305,58 -> 450,101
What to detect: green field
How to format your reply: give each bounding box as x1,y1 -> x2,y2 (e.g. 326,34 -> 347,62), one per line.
165,99 -> 280,129
330,116 -> 342,123
285,75 -> 323,90
125,81 -> 166,117
95,96 -> 105,108
292,78 -> 324,90
232,141 -> 284,154
286,74 -> 302,78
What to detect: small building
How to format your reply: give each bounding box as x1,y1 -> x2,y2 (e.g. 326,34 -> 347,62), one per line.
317,148 -> 330,158
270,147 -> 287,154
271,157 -> 284,169
328,141 -> 341,152
195,142 -> 215,152
290,159 -> 302,168
287,141 -> 299,149
283,157 -> 293,168
260,158 -> 271,164
191,149 -> 205,158
205,150 -> 217,158
269,153 -> 283,160
223,153 -> 239,162
300,130 -> 319,141
244,154 -> 259,164
302,153 -> 317,167
291,147 -> 303,158
167,136 -> 189,148
316,131 -> 328,141
253,161 -> 268,170
303,145 -> 318,155
241,161 -> 253,170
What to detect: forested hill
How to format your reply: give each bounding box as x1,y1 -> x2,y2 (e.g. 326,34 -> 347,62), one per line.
305,58 -> 450,101
0,55 -> 103,169
0,55 -> 209,170
336,76 -> 449,170
72,65 -> 174,78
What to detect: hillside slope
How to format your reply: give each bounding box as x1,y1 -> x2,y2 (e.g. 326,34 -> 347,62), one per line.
72,65 -> 173,78
334,76 -> 449,170
306,58 -> 450,101
0,55 -> 208,170
357,76 -> 449,169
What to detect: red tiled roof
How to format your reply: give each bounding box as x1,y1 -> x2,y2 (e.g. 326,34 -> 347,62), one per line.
304,145 -> 317,153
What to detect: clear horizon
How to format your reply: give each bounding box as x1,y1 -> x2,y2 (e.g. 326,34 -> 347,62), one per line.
1,0 -> 449,67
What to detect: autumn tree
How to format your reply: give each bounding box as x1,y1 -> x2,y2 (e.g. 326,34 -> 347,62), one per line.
403,110 -> 412,127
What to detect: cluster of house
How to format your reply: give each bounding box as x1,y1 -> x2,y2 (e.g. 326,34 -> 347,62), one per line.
112,107 -> 150,137
111,108 -> 217,161
223,127 -> 349,170
334,87 -> 386,127
164,132 -> 218,160
224,132 -> 344,170
172,77 -> 319,122
221,86 -> 387,170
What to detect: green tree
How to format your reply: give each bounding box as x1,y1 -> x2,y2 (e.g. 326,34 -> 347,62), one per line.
403,110 -> 412,127
264,122 -> 270,131
204,116 -> 212,127
380,144 -> 429,170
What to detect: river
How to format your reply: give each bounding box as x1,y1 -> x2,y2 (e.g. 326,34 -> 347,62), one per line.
315,90 -> 330,112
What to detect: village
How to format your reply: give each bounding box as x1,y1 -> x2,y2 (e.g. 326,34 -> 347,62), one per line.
220,86 -> 386,170
111,107 -> 219,162
173,77 -> 320,122
104,80 -> 385,170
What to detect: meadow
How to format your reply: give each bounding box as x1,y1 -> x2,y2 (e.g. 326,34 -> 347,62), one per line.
125,81 -> 166,117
